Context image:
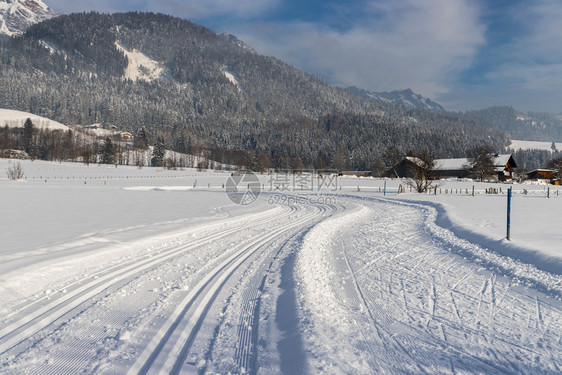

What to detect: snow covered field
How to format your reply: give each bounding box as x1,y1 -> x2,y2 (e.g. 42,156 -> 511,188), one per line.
1,160 -> 561,374
0,109 -> 69,130
509,139 -> 562,152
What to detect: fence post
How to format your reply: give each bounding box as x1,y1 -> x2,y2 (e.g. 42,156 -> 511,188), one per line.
506,187 -> 512,241
384,180 -> 387,196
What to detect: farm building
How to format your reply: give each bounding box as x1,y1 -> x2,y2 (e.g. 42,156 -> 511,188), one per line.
386,154 -> 517,181
385,157 -> 426,179
489,154 -> 517,180
527,169 -> 557,181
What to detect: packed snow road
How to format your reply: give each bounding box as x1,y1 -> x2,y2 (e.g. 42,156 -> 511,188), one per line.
1,193 -> 561,374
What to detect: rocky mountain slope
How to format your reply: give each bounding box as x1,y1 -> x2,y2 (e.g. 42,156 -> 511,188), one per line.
0,0 -> 55,37
347,87 -> 445,112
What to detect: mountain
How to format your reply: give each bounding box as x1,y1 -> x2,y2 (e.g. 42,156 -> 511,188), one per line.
347,87 -> 445,112
0,11 -> 509,170
0,0 -> 55,37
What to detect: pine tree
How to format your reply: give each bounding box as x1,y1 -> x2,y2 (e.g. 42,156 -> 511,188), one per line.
151,141 -> 165,167
135,127 -> 150,149
23,118 -> 34,157
100,137 -> 115,164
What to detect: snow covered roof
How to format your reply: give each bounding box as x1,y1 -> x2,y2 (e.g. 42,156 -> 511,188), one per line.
434,158 -> 470,171
434,154 -> 514,171
493,154 -> 512,167
404,156 -> 427,168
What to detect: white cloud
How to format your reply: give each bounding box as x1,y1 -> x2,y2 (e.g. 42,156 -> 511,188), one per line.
442,0 -> 562,111
235,0 -> 486,99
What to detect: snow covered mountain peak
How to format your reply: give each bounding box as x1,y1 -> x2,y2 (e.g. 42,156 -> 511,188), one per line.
0,0 -> 55,37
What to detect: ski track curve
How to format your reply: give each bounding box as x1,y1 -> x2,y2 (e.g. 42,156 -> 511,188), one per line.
3,193 -> 562,374
296,195 -> 562,374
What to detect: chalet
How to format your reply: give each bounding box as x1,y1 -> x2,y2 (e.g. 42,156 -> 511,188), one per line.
490,154 -> 517,181
386,154 -> 517,181
527,169 -> 557,181
120,132 -> 133,141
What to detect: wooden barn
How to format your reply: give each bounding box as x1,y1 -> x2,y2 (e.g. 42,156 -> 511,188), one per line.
527,169 -> 557,181
384,157 -> 425,178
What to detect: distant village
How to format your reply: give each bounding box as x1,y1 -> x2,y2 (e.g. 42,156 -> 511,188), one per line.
81,123 -> 133,142
340,153 -> 561,185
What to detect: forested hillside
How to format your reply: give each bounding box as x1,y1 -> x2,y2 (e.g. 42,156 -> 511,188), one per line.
0,11 -> 510,170
462,106 -> 562,142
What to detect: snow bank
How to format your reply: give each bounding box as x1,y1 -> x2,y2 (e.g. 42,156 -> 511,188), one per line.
381,192 -> 562,275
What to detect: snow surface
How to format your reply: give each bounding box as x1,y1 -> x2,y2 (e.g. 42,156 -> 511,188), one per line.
115,42 -> 169,82
1,160 -> 561,374
0,109 -> 69,130
223,68 -> 242,92
509,139 -> 562,151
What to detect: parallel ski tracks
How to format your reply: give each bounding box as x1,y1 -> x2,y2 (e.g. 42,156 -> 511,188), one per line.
0,205 -> 297,357
128,203 -> 332,375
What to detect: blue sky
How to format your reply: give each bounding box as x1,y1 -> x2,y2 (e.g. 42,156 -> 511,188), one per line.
45,0 -> 562,113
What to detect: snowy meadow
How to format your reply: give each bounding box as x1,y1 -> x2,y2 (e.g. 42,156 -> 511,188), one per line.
1,159 -> 561,374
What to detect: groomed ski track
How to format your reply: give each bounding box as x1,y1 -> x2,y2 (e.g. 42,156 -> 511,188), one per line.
1,194 -> 561,374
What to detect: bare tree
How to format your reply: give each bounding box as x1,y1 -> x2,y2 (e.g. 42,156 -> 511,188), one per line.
407,149 -> 436,193
6,162 -> 24,180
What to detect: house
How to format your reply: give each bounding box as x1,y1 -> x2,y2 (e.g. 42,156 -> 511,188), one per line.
120,132 -> 133,141
386,154 -> 517,181
527,169 -> 557,181
490,154 -> 517,181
